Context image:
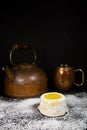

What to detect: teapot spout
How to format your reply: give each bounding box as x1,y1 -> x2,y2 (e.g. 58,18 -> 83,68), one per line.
2,66 -> 14,81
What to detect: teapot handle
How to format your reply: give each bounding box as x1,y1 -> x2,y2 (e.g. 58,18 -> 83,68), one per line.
10,44 -> 37,66
74,69 -> 84,86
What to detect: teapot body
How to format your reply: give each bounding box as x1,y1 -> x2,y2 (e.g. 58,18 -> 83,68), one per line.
4,64 -> 48,98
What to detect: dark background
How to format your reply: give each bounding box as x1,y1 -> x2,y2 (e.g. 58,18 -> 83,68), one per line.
0,2 -> 87,95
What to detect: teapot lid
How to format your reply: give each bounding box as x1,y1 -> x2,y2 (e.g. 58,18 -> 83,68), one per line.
17,63 -> 36,69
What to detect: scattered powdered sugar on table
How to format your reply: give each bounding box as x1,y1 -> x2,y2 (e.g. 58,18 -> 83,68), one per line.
0,92 -> 87,130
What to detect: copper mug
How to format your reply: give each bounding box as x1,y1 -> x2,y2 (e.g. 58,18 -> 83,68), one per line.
54,64 -> 84,91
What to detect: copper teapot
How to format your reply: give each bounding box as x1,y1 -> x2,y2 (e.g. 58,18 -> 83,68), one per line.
54,64 -> 84,91
3,43 -> 48,98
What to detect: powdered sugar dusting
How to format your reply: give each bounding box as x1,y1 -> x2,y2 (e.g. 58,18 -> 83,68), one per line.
0,92 -> 87,130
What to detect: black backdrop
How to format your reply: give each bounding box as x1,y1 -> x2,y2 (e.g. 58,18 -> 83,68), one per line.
0,2 -> 87,95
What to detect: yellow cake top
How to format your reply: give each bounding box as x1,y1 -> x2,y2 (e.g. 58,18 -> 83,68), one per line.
44,92 -> 62,100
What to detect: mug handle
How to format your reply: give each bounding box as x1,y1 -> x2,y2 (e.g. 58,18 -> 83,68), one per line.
10,43 -> 37,66
74,69 -> 84,86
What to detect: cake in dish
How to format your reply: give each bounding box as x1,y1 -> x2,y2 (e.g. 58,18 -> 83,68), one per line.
38,92 -> 68,117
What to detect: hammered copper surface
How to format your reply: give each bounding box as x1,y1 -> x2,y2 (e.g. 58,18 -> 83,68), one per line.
54,65 -> 84,91
4,64 -> 48,98
54,66 -> 75,91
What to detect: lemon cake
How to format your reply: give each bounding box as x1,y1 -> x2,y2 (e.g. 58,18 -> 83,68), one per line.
38,92 -> 68,117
